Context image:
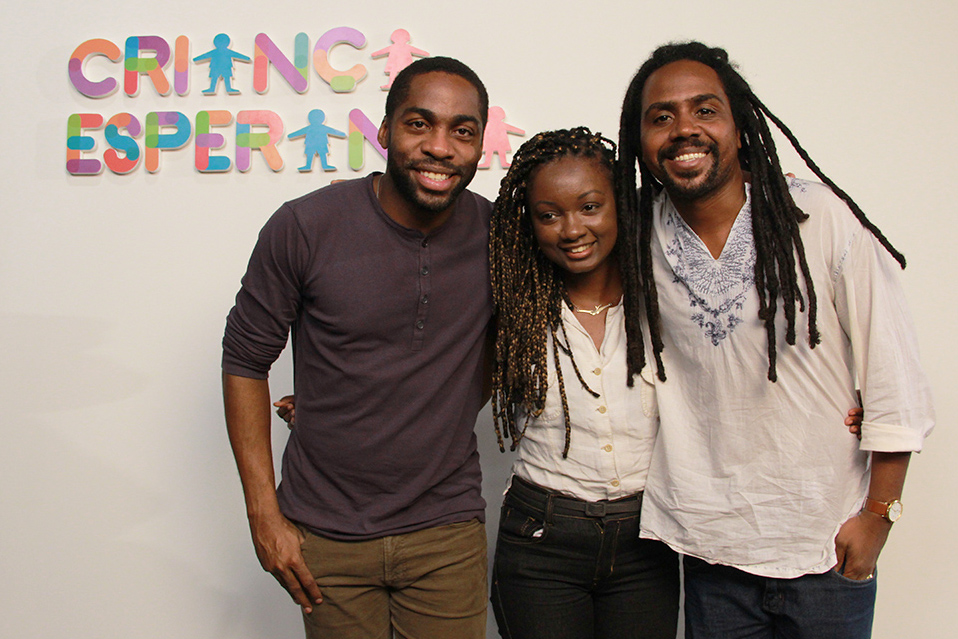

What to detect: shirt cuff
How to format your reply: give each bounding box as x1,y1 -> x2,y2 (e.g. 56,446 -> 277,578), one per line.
859,421 -> 925,453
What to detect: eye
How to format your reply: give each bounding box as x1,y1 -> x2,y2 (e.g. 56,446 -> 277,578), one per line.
407,119 -> 428,130
535,210 -> 558,223
651,113 -> 672,125
697,106 -> 717,117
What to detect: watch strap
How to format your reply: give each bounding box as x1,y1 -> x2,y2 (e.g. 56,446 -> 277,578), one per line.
863,497 -> 903,522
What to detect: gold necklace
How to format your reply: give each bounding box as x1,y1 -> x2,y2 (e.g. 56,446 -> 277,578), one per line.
572,302 -> 613,316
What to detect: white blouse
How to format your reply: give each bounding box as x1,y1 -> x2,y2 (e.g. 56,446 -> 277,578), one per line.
509,302 -> 659,502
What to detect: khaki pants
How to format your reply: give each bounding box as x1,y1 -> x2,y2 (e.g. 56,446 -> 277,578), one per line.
300,519 -> 487,639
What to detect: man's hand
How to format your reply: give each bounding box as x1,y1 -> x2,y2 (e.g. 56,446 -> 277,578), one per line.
250,510 -> 323,613
834,451 -> 910,580
833,511 -> 890,580
274,395 -> 296,427
222,374 -> 318,612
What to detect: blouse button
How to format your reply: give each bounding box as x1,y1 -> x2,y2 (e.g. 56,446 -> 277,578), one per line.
598,406 -> 607,414
603,445 -> 613,452
593,367 -> 602,375
610,480 -> 620,487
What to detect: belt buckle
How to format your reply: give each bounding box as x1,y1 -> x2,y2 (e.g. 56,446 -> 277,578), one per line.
584,501 -> 607,517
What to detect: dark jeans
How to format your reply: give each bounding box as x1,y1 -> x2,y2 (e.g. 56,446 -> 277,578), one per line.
684,555 -> 877,639
491,476 -> 679,639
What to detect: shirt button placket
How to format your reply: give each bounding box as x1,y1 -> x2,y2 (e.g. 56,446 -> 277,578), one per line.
414,237 -> 430,350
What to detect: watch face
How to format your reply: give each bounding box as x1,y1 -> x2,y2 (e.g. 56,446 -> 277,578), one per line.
887,501 -> 903,522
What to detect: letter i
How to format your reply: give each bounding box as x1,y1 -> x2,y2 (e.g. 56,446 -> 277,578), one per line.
174,36 -> 190,96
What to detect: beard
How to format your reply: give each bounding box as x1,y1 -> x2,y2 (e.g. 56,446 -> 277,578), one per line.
653,140 -> 732,201
385,159 -> 477,214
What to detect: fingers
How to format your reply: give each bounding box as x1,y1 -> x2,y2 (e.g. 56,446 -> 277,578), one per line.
273,396 -> 296,426
273,557 -> 323,613
833,541 -> 847,575
251,514 -> 321,613
845,406 -> 864,439
292,560 -> 324,608
837,546 -> 875,580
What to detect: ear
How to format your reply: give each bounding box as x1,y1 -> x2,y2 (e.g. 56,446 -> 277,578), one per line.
377,118 -> 390,150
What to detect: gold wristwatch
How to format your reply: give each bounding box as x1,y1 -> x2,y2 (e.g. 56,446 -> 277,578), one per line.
863,497 -> 903,523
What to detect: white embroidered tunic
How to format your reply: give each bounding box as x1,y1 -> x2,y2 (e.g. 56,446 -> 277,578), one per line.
640,179 -> 935,578
509,302 -> 659,502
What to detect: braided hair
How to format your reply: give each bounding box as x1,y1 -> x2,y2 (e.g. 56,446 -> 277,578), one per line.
617,41 -> 905,382
490,127 -> 644,458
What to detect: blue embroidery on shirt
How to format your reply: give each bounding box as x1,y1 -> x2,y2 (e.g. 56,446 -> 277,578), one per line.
663,196 -> 756,346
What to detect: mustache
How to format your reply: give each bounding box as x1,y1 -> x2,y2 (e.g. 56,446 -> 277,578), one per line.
657,139 -> 716,163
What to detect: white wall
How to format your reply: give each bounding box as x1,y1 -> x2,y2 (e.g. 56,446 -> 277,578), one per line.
2,1 -> 955,637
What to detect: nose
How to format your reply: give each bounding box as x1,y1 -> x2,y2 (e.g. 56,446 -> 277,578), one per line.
672,110 -> 701,139
559,214 -> 586,241
422,128 -> 454,160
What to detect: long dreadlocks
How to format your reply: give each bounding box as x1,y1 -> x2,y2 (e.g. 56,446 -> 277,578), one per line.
490,127 -> 645,458
617,41 -> 905,382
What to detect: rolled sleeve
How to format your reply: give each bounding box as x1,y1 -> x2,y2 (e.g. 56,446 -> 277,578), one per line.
833,212 -> 935,454
222,205 -> 309,378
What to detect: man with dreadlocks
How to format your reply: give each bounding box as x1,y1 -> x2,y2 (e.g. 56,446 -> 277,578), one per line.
617,42 -> 935,638
222,57 -> 491,638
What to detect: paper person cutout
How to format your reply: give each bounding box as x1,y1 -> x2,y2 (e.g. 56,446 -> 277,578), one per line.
371,29 -> 428,90
193,34 -> 251,95
287,109 -> 347,171
479,106 -> 525,169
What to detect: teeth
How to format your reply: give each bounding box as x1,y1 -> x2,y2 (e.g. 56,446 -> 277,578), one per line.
568,245 -> 591,254
420,170 -> 450,182
673,152 -> 706,162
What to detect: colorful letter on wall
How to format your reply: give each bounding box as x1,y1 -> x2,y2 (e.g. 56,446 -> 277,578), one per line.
66,113 -> 105,175
347,108 -> 386,171
125,36 -> 172,97
174,36 -> 190,96
69,39 -> 122,98
195,110 -> 233,172
145,111 -> 192,172
236,110 -> 284,172
253,33 -> 308,94
313,28 -> 367,93
104,113 -> 142,174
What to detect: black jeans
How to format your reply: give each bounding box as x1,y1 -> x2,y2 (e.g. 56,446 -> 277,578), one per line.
491,476 -> 679,639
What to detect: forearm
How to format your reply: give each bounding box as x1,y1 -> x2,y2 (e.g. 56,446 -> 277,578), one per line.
223,372 -> 281,519
223,371 -> 323,610
867,451 -> 911,503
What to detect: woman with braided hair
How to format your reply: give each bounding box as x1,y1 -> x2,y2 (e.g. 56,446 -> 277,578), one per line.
488,126 -> 679,639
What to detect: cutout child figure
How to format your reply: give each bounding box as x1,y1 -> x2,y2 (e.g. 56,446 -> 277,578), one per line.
371,29 -> 429,90
478,106 -> 526,169
193,33 -> 251,95
287,109 -> 346,172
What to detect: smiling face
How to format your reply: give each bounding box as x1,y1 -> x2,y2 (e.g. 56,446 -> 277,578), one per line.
527,155 -> 618,279
639,59 -> 743,202
377,71 -> 484,225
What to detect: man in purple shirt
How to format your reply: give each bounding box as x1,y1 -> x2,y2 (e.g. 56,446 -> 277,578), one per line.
222,56 -> 493,639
